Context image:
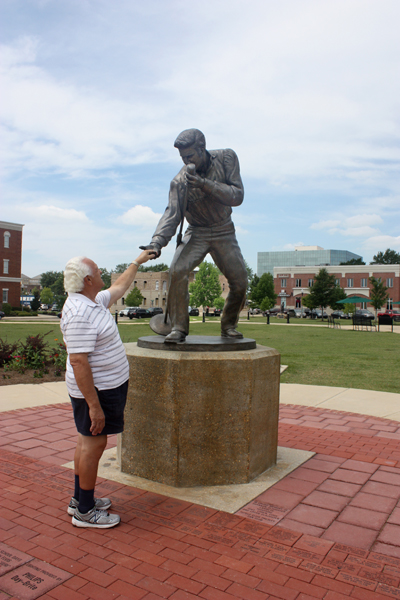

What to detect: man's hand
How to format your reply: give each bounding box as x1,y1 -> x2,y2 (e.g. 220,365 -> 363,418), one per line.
185,172 -> 205,189
89,404 -> 105,436
139,243 -> 162,259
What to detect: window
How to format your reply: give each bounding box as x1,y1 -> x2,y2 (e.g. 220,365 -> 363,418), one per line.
4,232 -> 10,248
3,259 -> 9,274
143,281 -> 147,289
335,278 -> 340,286
361,278 -> 368,287
387,278 -> 393,288
2,289 -> 8,303
308,279 -> 313,287
281,279 -> 286,287
347,278 -> 354,288
162,281 -> 167,291
121,297 -> 125,305
143,297 -> 146,305
133,280 -> 137,288
295,279 -> 301,287
155,280 -> 159,290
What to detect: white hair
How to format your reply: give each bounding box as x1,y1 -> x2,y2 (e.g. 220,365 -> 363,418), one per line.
64,256 -> 94,293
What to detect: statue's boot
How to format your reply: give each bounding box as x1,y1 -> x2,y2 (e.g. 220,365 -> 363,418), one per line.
165,329 -> 186,343
221,328 -> 243,339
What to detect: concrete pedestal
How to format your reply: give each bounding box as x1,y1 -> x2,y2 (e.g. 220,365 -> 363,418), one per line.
119,341 -> 280,487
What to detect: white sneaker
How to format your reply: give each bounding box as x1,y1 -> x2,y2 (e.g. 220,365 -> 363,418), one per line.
67,496 -> 112,516
72,507 -> 120,529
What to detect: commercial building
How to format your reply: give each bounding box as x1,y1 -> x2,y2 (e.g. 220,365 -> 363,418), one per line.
274,264 -> 400,310
110,270 -> 229,314
0,221 -> 24,308
258,246 -> 362,276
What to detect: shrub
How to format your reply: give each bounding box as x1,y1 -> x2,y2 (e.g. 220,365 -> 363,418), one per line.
20,332 -> 50,370
2,303 -> 12,315
0,339 -> 19,368
49,340 -> 67,376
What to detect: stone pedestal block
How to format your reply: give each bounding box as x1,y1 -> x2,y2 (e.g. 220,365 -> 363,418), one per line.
119,342 -> 280,487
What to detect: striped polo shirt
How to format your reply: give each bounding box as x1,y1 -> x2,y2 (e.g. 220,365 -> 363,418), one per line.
60,290 -> 129,398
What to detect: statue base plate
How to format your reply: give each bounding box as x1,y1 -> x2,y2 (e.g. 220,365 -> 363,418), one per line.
137,335 -> 256,352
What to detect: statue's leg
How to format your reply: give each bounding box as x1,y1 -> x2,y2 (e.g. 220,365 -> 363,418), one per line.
167,231 -> 209,335
210,229 -> 247,333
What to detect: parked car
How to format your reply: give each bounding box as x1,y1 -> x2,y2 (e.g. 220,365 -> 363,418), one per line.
128,308 -> 151,319
212,308 -> 221,316
310,309 -> 328,319
331,310 -> 346,319
148,307 -> 163,316
188,307 -> 199,316
294,309 -> 305,318
120,306 -> 137,317
265,307 -> 281,315
378,309 -> 400,321
355,309 -> 374,320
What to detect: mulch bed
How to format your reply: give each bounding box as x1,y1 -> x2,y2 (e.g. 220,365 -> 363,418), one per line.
0,368 -> 65,386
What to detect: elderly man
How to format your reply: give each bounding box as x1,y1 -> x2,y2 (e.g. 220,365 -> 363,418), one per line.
142,128 -> 248,343
61,250 -> 154,528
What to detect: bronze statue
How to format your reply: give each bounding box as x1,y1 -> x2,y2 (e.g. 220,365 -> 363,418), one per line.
141,129 -> 247,343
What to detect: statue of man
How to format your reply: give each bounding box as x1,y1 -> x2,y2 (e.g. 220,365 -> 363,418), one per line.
142,128 -> 248,343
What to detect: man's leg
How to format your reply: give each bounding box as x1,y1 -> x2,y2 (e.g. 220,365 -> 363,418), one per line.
210,231 -> 247,335
74,434 -> 107,512
166,231 -> 209,340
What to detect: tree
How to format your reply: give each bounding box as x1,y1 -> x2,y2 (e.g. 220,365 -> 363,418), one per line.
100,268 -> 112,289
249,273 -> 277,309
329,285 -> 347,310
214,297 -> 225,310
303,268 -> 339,319
54,295 -> 67,311
30,289 -> 41,311
40,271 -> 65,295
40,287 -> 54,307
244,260 -> 253,294
339,258 -> 366,265
125,288 -> 144,307
370,249 -> 400,264
114,263 -> 130,274
260,296 -> 275,312
189,261 -> 222,308
369,276 -> 388,315
138,263 -> 169,272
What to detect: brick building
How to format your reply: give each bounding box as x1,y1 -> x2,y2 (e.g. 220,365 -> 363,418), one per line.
273,264 -> 400,310
21,273 -> 42,293
110,269 -> 229,314
0,221 -> 24,308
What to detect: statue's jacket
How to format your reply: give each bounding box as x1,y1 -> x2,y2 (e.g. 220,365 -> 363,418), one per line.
151,149 -> 244,248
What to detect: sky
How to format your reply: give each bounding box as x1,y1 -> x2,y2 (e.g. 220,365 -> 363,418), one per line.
1,0 -> 400,277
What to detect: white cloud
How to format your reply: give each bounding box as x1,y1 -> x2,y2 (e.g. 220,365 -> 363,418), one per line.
341,226 -> 380,237
311,220 -> 340,230
30,205 -> 88,221
311,214 -> 383,239
362,235 -> 400,252
117,205 -> 162,228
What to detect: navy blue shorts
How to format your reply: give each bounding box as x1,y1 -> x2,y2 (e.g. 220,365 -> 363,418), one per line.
70,380 -> 129,436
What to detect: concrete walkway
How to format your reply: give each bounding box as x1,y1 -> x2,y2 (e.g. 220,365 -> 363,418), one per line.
1,379 -> 400,599
2,380 -> 399,421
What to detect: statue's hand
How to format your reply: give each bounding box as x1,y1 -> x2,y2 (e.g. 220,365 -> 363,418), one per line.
139,243 -> 161,259
185,172 -> 205,189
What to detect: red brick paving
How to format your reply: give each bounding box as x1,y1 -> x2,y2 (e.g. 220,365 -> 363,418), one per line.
0,402 -> 400,598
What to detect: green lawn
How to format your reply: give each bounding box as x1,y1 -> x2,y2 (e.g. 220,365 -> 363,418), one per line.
1,320 -> 399,393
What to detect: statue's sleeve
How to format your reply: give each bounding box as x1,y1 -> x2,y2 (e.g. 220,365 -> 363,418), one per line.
151,178 -> 183,248
202,149 -> 244,207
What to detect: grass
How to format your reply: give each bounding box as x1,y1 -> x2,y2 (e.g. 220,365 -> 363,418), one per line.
1,319 -> 399,393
